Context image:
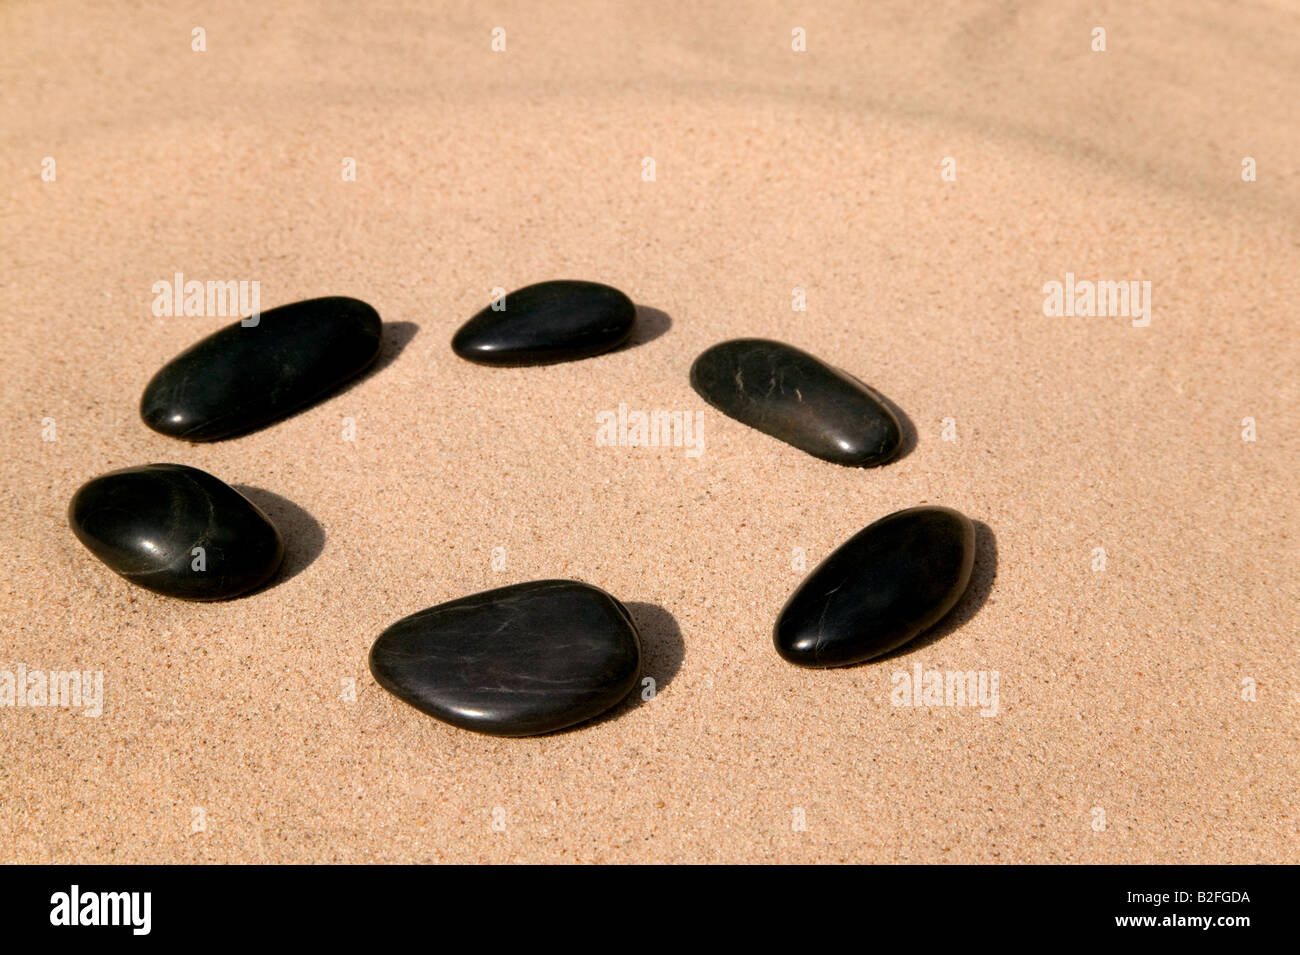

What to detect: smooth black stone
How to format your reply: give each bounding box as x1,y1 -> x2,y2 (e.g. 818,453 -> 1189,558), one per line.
775,506 -> 975,667
689,338 -> 902,466
140,296 -> 382,441
369,580 -> 641,736
451,280 -> 636,366
68,463 -> 284,601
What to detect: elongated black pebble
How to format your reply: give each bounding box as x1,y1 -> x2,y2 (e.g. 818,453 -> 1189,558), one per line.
140,296 -> 382,441
68,463 -> 284,601
690,338 -> 902,466
775,506 -> 976,667
451,280 -> 636,365
369,580 -> 642,736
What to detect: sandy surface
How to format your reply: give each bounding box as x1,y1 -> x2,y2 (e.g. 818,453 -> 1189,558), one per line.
1,1 -> 1296,863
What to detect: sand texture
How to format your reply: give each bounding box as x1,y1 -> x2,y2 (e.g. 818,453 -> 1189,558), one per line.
1,1 -> 1296,863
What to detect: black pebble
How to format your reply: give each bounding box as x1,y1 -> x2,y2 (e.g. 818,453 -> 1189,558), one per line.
140,296 -> 382,441
451,280 -> 636,366
775,506 -> 976,667
68,463 -> 285,601
690,338 -> 902,466
369,579 -> 642,736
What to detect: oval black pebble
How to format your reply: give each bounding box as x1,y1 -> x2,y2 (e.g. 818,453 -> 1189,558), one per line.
68,463 -> 285,601
690,338 -> 902,467
451,280 -> 636,366
369,579 -> 641,736
775,506 -> 975,667
140,296 -> 382,441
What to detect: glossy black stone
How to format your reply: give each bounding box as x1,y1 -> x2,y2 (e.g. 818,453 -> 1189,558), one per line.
451,280 -> 636,366
369,579 -> 641,736
68,463 -> 284,601
775,506 -> 975,667
140,296 -> 382,441
689,338 -> 902,466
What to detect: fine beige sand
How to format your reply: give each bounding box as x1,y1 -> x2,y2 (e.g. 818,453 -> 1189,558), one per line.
2,1 -> 1296,863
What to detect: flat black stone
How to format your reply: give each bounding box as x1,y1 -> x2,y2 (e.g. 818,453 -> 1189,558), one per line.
140,296 -> 382,441
369,579 -> 641,736
689,338 -> 902,466
451,280 -> 636,366
68,463 -> 284,601
775,506 -> 975,667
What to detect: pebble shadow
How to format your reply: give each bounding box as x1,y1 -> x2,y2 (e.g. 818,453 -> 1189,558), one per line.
625,601 -> 686,692
555,600 -> 685,734
334,320 -> 420,397
878,519 -> 997,660
618,305 -> 672,350
233,485 -> 326,587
